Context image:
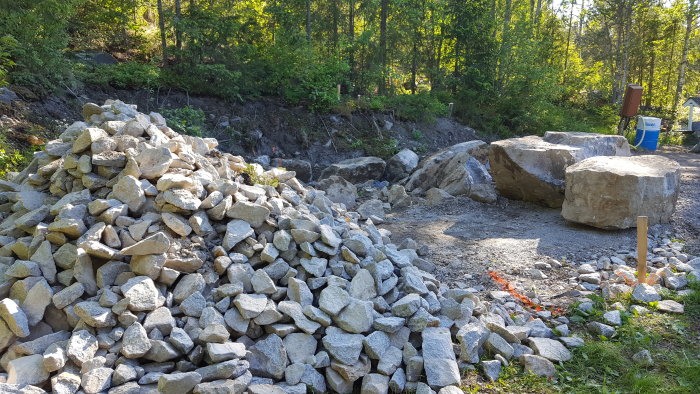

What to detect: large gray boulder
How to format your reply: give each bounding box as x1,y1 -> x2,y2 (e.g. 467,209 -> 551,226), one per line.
320,157 -> 386,183
384,149 -> 419,182
542,131 -> 631,157
489,132 -> 631,207
404,141 -> 495,202
561,155 -> 680,229
316,176 -> 358,209
271,158 -> 312,182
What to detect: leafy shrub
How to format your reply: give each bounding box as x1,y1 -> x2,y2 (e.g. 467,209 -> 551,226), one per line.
385,92 -> 449,121
75,61 -> 161,89
159,106 -> 206,137
0,139 -> 41,179
365,137 -> 399,159
0,1 -> 77,92
162,63 -> 242,101
242,164 -> 279,187
0,36 -> 17,86
266,45 -> 348,111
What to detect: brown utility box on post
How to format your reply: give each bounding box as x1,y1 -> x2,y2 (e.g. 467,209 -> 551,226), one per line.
620,84 -> 643,117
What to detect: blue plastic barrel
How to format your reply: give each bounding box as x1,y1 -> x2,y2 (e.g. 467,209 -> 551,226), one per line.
634,116 -> 661,150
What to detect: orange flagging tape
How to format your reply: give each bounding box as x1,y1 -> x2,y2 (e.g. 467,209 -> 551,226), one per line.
488,271 -> 564,317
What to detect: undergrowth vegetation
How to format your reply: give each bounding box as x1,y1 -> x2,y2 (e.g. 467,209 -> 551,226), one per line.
477,280 -> 700,393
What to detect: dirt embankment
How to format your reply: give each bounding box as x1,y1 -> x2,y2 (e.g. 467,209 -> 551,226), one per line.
3,88 -> 480,177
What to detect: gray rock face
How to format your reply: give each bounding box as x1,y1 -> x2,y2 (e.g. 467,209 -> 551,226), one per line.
562,155 -> 680,229
66,330 -> 98,365
405,141 -> 495,202
320,157 -> 386,183
520,354 -> 556,378
527,337 -> 572,362
422,327 -> 460,387
360,373 -> 390,394
0,298 -> 30,337
223,220 -> 254,251
631,283 -> 662,303
316,176 -> 358,208
322,327 -> 364,365
158,372 -> 202,394
586,321 -> 617,338
384,149 -> 419,182
248,334 -> 288,380
335,298 -> 374,334
481,360 -> 501,382
490,132 -> 631,208
456,323 -> 490,363
122,322 -> 152,358
272,158 -> 313,182
6,354 -> 50,386
657,299 -> 684,313
120,276 -> 159,311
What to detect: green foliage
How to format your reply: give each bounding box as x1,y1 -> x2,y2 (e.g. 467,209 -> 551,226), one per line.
0,36 -> 17,87
411,129 -> 423,141
265,45 -> 348,111
0,147 -> 29,179
683,279 -> 700,317
74,61 -> 161,90
242,164 -> 279,188
658,131 -> 696,146
364,137 -> 399,159
162,64 -> 242,101
0,132 -> 41,179
0,0 -> 78,92
3,0 -> 698,137
159,106 -> 206,137
385,93 -> 449,122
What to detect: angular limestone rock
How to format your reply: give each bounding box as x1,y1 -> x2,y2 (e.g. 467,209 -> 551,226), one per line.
562,155 -> 681,229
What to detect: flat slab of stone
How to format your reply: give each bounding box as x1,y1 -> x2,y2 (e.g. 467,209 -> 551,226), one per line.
320,157 -> 386,184
562,155 -> 680,229
528,337 -> 572,362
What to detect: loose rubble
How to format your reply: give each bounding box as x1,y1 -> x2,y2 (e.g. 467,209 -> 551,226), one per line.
0,100 -> 608,393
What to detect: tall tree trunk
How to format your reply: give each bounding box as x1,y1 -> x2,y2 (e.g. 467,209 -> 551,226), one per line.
306,0 -> 312,41
671,0 -> 696,127
578,0 -> 585,38
331,0 -> 339,48
491,0 -> 497,39
664,23 -> 678,108
157,0 -> 167,58
175,0 -> 182,50
612,3 -> 625,104
452,40 -> 460,94
563,1 -> 575,77
411,39 -> 418,94
379,0 -> 388,94
620,1 -> 632,102
646,46 -> 655,107
497,0 -> 513,91
349,0 -> 355,87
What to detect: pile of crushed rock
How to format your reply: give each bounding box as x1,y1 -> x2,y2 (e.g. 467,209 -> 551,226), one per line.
0,100 -> 594,394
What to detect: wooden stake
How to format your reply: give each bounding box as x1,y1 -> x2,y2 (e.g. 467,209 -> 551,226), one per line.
637,216 -> 648,284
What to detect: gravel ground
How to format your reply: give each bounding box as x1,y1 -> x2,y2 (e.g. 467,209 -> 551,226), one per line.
381,147 -> 699,307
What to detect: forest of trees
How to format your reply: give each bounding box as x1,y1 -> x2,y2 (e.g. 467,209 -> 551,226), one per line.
0,0 -> 698,135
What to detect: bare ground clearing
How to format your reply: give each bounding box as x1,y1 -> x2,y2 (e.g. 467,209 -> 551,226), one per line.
382,147 -> 699,308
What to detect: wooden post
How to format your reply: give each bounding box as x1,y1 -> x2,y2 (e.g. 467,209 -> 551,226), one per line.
637,216 -> 648,284
689,106 -> 694,131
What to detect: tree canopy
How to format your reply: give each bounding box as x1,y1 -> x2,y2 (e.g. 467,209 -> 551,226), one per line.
0,0 -> 698,135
